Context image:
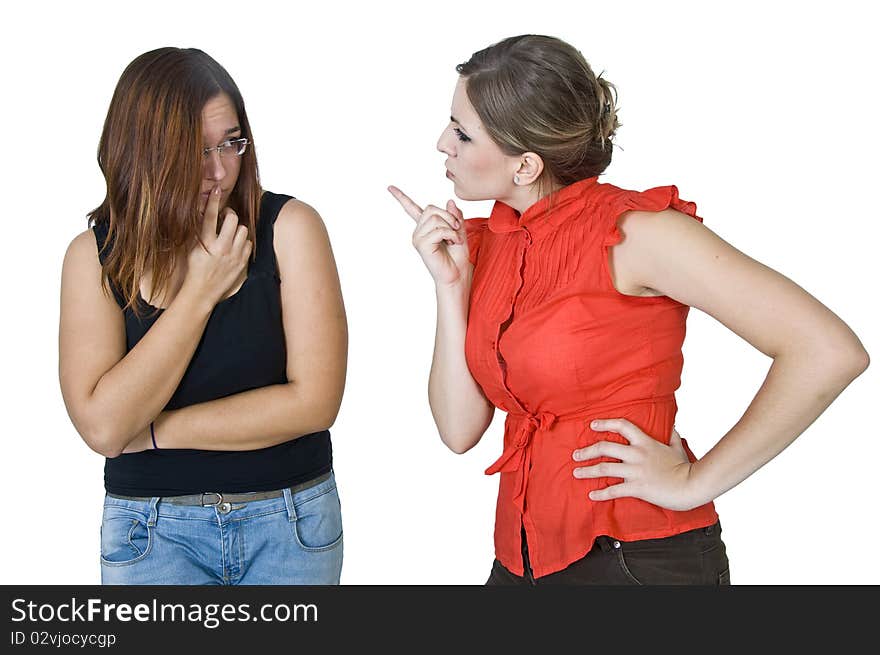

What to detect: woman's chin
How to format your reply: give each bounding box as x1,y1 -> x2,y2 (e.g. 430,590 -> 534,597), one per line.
453,188 -> 488,203
447,178 -> 491,203
450,183 -> 470,201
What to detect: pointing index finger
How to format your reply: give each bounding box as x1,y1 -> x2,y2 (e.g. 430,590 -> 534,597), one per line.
388,185 -> 423,222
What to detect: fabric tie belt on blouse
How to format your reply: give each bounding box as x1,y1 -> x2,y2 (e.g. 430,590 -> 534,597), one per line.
485,409 -> 593,515
484,397 -> 676,515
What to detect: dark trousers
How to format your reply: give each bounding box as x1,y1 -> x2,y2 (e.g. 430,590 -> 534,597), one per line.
487,522 -> 731,585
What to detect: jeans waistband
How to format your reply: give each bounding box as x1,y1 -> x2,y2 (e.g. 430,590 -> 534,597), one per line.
106,472 -> 332,507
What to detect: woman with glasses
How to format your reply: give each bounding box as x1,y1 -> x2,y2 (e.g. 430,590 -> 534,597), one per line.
390,34 -> 869,584
59,48 -> 347,585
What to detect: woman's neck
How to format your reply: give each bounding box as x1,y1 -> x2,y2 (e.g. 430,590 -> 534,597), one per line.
503,181 -> 561,215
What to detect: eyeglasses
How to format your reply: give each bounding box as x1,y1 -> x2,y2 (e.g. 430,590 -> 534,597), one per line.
202,138 -> 249,158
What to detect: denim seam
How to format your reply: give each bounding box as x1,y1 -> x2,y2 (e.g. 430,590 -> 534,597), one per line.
126,520 -> 143,557
219,516 -> 230,583
239,521 -> 247,581
154,515 -> 226,524
614,548 -> 643,585
102,506 -> 149,521
292,484 -> 337,508
291,519 -> 344,553
289,487 -> 343,553
100,519 -> 153,568
226,508 -> 288,523
151,507 -> 289,524
293,530 -> 343,554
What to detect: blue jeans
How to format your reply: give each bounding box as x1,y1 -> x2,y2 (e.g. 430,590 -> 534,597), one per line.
100,472 -> 343,585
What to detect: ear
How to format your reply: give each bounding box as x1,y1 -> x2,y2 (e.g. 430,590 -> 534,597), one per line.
512,151 -> 545,186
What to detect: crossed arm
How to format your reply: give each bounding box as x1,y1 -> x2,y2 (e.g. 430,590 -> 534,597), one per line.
59,199 -> 347,457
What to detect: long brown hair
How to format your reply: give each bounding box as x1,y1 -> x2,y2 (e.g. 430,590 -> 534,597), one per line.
456,35 -> 620,196
89,47 -> 261,315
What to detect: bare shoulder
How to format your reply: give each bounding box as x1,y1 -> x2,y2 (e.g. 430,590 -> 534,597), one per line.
62,228 -> 102,278
60,226 -> 124,315
617,208 -> 706,244
273,197 -> 331,250
272,197 -> 339,284
615,207 -> 719,270
65,227 -> 98,258
611,208 -> 716,297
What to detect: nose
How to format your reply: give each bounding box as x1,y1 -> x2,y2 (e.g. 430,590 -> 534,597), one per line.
437,126 -> 455,156
203,150 -> 226,182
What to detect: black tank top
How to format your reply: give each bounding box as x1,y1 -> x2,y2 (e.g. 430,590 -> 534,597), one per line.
92,191 -> 332,496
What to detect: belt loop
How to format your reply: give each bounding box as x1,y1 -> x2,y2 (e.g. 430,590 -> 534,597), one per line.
147,497 -> 160,527
282,487 -> 297,522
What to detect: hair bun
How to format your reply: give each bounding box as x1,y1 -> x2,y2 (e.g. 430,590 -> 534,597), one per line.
595,75 -> 620,149
458,34 -> 621,186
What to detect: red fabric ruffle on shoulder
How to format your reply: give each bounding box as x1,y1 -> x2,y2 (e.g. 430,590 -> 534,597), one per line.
603,185 -> 702,248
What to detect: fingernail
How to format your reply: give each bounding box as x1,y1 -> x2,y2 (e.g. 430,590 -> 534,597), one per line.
572,451 -> 580,461
591,421 -> 599,429
455,221 -> 461,229
213,186 -> 221,195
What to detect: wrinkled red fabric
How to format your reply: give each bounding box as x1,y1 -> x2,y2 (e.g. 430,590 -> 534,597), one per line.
465,176 -> 718,578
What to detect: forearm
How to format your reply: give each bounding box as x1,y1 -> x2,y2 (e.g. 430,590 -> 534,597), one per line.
687,343 -> 869,507
153,381 -> 341,451
87,286 -> 213,454
428,276 -> 494,453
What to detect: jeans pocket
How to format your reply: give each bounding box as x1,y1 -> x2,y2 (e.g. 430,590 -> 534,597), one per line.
100,506 -> 152,567
290,481 -> 343,552
613,547 -> 644,585
614,533 -> 709,585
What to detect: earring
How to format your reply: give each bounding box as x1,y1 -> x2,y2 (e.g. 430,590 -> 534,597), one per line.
514,175 -> 520,184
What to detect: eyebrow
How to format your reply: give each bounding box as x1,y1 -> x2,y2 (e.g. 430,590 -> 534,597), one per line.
204,127 -> 243,149
450,115 -> 471,134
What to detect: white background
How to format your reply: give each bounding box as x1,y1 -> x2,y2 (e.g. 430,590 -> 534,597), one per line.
1,0 -> 877,585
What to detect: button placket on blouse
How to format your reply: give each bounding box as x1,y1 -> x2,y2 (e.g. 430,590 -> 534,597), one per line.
484,226 -> 553,512
493,227 -> 532,411
474,179 -> 719,578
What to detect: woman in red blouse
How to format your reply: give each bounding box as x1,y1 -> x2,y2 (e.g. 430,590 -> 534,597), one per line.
389,35 -> 869,584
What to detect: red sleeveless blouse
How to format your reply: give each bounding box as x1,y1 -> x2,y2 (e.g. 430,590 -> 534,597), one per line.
464,176 -> 719,578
